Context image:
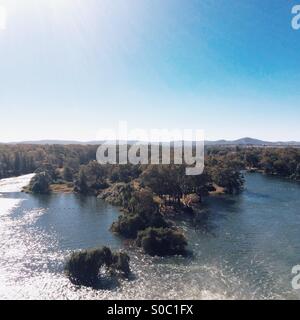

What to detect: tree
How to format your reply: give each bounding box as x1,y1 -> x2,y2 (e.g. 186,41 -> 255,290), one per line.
111,213 -> 146,238
29,172 -> 51,194
65,247 -> 130,287
211,164 -> 244,194
14,152 -> 22,175
73,161 -> 109,193
128,189 -> 159,215
179,170 -> 211,202
244,151 -> 260,168
110,187 -> 168,238
136,227 -> 188,256
295,163 -> 300,180
74,168 -> 89,194
111,209 -> 167,239
63,166 -> 73,182
273,159 -> 289,176
35,163 -> 58,181
110,164 -> 141,183
140,165 -> 170,198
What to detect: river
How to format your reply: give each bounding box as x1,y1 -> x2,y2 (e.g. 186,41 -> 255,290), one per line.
0,173 -> 299,299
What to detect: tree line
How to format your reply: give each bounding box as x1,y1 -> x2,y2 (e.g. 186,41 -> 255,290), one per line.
0,144 -> 98,179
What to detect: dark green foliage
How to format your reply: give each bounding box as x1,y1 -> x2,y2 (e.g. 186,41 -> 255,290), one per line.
111,213 -> 145,238
28,172 -> 52,194
140,165 -> 186,201
136,227 -> 188,256
244,151 -> 260,168
110,187 -> 168,238
99,183 -> 134,206
110,164 -> 141,183
74,161 -> 108,194
128,189 -> 159,215
260,150 -> 299,178
63,166 -> 74,182
205,146 -> 300,187
14,152 -> 22,176
292,163 -> 300,181
74,163 -> 141,195
111,211 -> 168,238
101,184 -> 159,215
0,144 -> 98,180
74,168 -> 89,194
110,251 -> 131,277
141,165 -> 212,204
35,163 -> 58,181
1,144 -> 299,184
210,165 -> 244,194
65,246 -> 130,287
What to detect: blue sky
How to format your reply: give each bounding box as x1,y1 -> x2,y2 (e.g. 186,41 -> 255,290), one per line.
0,0 -> 300,142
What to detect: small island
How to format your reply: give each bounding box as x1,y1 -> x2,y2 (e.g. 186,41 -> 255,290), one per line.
65,247 -> 130,288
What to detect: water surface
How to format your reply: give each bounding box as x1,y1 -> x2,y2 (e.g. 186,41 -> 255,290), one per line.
0,173 -> 299,299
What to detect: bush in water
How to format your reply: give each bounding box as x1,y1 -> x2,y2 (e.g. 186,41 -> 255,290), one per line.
136,227 -> 187,257
65,246 -> 130,287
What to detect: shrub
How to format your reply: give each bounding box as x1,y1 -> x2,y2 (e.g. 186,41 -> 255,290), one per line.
111,212 -> 168,238
111,213 -> 145,238
63,166 -> 74,182
28,171 -> 51,194
136,227 -> 187,256
74,168 -> 90,194
128,189 -> 159,215
65,246 -> 130,287
111,251 -> 131,277
35,163 -> 57,180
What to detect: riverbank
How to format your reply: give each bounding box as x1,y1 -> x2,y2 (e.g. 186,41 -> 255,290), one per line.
50,183 -> 74,193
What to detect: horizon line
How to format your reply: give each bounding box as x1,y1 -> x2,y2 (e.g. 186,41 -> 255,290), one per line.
2,137 -> 300,145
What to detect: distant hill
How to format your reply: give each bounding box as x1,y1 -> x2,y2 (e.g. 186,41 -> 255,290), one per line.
205,137 -> 300,146
6,140 -> 104,145
3,138 -> 300,146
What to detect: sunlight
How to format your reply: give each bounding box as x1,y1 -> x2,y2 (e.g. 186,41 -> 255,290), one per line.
1,0 -> 76,15
43,0 -> 76,10
0,5 -> 7,30
0,0 -> 87,35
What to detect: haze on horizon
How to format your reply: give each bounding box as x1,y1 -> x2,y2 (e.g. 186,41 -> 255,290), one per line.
0,0 -> 300,143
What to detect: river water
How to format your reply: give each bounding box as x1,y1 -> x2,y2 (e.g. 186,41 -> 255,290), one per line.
0,173 -> 299,300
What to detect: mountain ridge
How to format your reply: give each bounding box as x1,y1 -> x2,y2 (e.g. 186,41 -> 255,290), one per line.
2,137 -> 300,146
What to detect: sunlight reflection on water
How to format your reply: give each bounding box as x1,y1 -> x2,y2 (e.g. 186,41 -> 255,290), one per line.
0,174 -> 299,300
0,176 -> 234,300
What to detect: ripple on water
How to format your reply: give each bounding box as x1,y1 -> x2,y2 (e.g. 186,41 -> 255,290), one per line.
1,174 -> 300,299
0,196 -> 238,300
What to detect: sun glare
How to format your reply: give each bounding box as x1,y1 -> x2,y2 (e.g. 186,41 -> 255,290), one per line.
0,5 -> 7,30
